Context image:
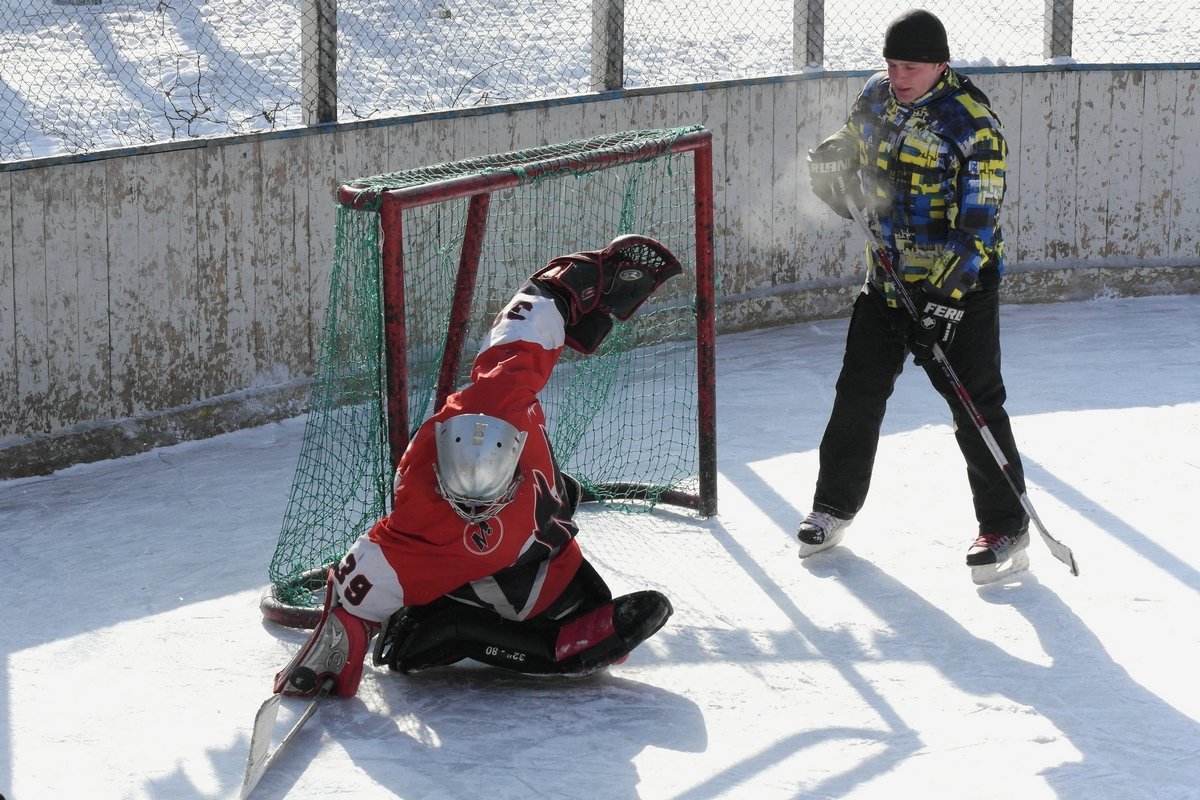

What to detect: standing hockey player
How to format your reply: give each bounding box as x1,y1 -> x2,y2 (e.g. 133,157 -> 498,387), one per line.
273,235 -> 682,698
799,9 -> 1032,583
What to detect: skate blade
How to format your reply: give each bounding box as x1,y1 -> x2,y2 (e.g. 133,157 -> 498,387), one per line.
971,549 -> 1031,585
798,527 -> 846,559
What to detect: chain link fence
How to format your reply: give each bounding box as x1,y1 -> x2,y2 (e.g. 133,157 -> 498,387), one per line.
2,0 -> 1197,163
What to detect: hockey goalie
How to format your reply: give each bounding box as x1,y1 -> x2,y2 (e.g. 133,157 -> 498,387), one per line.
273,235 -> 683,698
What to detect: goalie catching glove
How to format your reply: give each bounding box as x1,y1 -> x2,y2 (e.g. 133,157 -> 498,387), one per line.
529,234 -> 683,354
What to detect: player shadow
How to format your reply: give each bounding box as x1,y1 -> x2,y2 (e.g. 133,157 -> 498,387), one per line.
793,550 -> 1200,798
249,667 -> 708,800
675,513 -> 1199,799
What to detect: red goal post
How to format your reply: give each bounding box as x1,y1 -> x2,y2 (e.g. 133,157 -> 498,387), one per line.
338,126 -> 717,512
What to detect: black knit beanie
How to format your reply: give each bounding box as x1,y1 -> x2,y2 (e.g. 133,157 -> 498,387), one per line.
883,9 -> 950,63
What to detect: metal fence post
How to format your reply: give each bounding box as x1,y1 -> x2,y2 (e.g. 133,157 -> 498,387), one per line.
302,0 -> 338,124
591,0 -> 625,91
793,0 -> 824,69
1044,0 -> 1073,59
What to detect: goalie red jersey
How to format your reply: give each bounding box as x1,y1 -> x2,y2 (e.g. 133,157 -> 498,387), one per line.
348,288 -> 585,622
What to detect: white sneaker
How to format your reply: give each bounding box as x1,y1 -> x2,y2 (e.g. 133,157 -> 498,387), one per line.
796,511 -> 851,558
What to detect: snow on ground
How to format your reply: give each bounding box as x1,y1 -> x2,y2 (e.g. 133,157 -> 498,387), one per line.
4,0 -> 1199,160
2,293 -> 1198,799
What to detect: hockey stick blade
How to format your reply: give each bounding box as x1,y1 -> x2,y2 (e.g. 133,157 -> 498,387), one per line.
844,200 -> 1078,577
1021,497 -> 1080,576
241,680 -> 332,799
242,693 -> 281,797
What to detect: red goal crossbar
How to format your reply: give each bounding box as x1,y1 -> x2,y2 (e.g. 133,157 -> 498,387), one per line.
335,127 -> 717,516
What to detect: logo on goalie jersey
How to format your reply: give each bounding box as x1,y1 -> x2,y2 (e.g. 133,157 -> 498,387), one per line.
464,517 -> 503,555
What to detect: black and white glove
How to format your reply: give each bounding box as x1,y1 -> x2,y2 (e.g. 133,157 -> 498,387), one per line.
596,234 -> 683,321
807,129 -> 863,220
529,235 -> 682,354
910,290 -> 965,366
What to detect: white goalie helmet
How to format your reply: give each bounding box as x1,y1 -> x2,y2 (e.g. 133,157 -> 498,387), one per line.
433,414 -> 528,524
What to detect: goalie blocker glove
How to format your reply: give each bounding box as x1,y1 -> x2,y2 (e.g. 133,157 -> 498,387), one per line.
528,234 -> 683,354
910,287 -> 966,366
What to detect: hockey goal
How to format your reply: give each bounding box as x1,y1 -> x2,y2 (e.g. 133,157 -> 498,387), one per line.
263,126 -> 716,627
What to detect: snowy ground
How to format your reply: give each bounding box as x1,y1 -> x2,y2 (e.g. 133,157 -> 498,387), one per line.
2,293 -> 1198,800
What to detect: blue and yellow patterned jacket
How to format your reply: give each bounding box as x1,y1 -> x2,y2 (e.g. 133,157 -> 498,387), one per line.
846,68 -> 1007,304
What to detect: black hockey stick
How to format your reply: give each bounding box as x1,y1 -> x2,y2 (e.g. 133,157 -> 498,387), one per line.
845,200 -> 1079,577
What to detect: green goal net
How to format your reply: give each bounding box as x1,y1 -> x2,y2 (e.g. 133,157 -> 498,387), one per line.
263,126 -> 716,625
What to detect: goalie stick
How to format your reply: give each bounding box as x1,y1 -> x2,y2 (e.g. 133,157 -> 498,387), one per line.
844,199 -> 1079,579
241,672 -> 332,798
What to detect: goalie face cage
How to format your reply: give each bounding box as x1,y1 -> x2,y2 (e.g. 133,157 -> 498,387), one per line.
263,126 -> 717,628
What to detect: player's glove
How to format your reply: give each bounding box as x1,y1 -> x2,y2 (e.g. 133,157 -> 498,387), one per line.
530,235 -> 682,354
807,128 -> 863,220
909,288 -> 966,366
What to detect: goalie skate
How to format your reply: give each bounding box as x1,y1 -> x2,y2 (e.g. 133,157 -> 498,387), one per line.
967,531 -> 1031,585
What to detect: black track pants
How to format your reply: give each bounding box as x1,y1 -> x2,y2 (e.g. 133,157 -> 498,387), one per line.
812,275 -> 1028,535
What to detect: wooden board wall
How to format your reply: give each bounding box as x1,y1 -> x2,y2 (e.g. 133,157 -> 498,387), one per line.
2,68 -> 1198,475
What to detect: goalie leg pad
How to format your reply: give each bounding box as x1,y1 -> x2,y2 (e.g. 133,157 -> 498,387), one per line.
273,573 -> 378,698
372,588 -> 671,677
553,590 -> 673,676
375,602 -> 562,674
372,600 -> 468,673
